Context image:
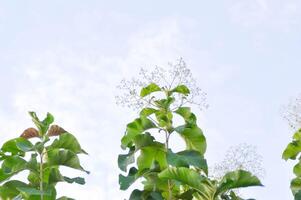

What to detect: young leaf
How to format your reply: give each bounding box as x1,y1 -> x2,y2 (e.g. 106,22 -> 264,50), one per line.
140,83 -> 161,97
171,85 -> 190,96
49,133 -> 87,154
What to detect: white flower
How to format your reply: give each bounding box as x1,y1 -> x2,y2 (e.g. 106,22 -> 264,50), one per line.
115,58 -> 208,111
282,94 -> 301,130
211,143 -> 265,180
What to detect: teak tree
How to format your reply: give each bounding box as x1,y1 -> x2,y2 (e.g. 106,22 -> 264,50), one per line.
118,82 -> 262,200
0,112 -> 89,200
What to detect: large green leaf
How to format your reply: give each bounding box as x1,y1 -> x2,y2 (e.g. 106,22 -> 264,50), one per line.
129,189 -> 163,200
119,133 -> 157,172
1,137 -> 33,155
46,149 -> 88,173
158,167 -> 214,199
118,147 -> 135,172
0,156 -> 27,183
121,117 -> 156,149
171,85 -> 190,96
49,133 -> 87,154
217,170 -> 262,195
140,83 -> 161,97
167,149 -> 208,174
175,125 -> 206,155
137,144 -> 167,171
0,180 -> 28,199
119,167 -> 138,190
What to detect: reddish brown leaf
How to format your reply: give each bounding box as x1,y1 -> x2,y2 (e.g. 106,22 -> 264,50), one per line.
20,127 -> 39,139
48,125 -> 66,136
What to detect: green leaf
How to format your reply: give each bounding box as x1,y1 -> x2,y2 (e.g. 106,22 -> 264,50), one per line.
46,149 -> 89,173
217,170 -> 263,194
1,137 -> 33,155
140,108 -> 158,117
129,189 -> 163,200
1,156 -> 27,180
121,117 -> 156,149
291,177 -> 301,195
137,144 -> 167,171
63,176 -> 85,185
158,167 -> 214,199
174,107 -> 197,125
175,125 -> 207,155
283,140 -> 301,160
167,149 -> 208,174
29,112 -> 54,135
119,167 -> 138,190
295,190 -> 301,200
155,110 -> 173,127
294,161 -> 301,176
154,97 -> 175,109
57,197 -> 75,200
0,180 -> 28,199
294,129 -> 301,140
118,147 -> 135,172
171,85 -> 190,96
140,83 -> 161,97
49,133 -> 87,154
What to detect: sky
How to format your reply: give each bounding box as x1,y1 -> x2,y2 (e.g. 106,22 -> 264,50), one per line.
0,0 -> 301,199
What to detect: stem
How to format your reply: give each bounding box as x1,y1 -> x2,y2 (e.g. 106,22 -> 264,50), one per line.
39,151 -> 44,200
164,130 -> 172,200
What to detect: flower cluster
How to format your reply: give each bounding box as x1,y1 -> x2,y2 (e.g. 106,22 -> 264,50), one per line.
282,94 -> 301,130
115,58 -> 208,111
211,143 -> 265,180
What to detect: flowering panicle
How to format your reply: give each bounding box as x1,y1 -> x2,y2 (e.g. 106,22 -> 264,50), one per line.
115,58 -> 208,111
282,94 -> 301,130
211,143 -> 265,180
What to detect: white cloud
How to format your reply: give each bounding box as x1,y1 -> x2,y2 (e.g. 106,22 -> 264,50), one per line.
228,0 -> 301,31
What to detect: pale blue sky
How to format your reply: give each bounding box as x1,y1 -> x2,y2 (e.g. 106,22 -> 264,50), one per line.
0,0 -> 301,199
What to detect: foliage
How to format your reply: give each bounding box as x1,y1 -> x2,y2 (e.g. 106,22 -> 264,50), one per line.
118,80 -> 262,200
283,129 -> 301,200
0,112 -> 88,200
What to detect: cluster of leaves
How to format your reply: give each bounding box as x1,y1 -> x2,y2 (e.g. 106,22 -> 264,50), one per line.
118,82 -> 262,200
0,112 -> 88,200
283,129 -> 301,200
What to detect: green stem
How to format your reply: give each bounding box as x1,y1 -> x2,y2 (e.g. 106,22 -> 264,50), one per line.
39,151 -> 44,200
165,130 -> 172,200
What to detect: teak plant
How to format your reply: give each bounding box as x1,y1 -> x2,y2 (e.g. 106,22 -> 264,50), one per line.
0,112 -> 88,200
118,82 -> 262,200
